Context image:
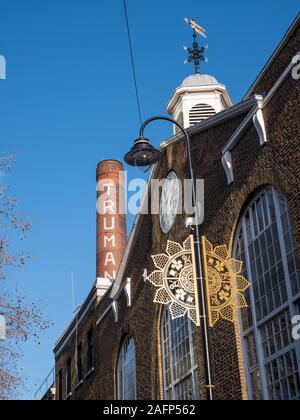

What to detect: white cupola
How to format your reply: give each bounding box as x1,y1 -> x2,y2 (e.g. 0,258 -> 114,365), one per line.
166,73 -> 232,135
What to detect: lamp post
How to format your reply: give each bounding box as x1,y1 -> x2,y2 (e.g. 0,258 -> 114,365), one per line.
124,116 -> 214,401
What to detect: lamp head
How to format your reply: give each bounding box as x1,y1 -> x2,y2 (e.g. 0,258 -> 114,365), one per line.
124,137 -> 163,167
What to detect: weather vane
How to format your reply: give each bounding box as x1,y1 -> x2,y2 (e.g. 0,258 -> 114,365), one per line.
184,18 -> 208,74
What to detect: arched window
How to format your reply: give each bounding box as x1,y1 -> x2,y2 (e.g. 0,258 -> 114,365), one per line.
233,187 -> 300,400
161,308 -> 199,400
117,337 -> 137,400
189,103 -> 215,125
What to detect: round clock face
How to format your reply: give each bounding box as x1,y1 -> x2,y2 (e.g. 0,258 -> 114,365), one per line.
160,171 -> 181,234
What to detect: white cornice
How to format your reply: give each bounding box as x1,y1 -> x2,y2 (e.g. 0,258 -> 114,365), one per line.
166,83 -> 232,114
221,98 -> 263,155
97,279 -> 130,325
221,100 -> 265,185
96,303 -> 113,326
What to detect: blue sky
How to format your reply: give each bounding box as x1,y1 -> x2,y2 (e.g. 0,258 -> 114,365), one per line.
0,0 -> 298,400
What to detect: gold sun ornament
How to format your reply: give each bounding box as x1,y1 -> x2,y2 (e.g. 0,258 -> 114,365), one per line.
201,237 -> 251,327
147,236 -> 201,326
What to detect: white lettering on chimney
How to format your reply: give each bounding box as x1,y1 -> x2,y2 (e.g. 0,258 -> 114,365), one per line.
104,235 -> 116,248
99,178 -> 119,280
104,216 -> 115,230
104,200 -> 115,213
105,252 -> 116,267
105,271 -> 116,280
103,183 -> 115,195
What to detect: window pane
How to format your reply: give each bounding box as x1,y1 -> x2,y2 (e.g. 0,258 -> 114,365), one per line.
265,349 -> 300,400
58,370 -> 63,401
77,344 -> 83,383
87,329 -> 94,371
66,358 -> 72,396
233,188 -> 300,400
161,309 -> 199,400
117,337 -> 137,400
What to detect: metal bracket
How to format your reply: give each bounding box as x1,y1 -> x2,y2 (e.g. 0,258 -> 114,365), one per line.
222,151 -> 234,185
112,301 -> 118,323
124,278 -> 132,307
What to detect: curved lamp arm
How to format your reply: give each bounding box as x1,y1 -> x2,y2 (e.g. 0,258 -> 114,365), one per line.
139,115 -> 188,139
139,116 -> 198,219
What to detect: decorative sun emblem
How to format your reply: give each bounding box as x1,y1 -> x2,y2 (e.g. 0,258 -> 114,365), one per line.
147,237 -> 200,326
202,237 -> 251,327
147,235 -> 251,328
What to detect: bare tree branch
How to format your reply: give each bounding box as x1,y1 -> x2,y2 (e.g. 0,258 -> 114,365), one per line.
0,157 -> 50,400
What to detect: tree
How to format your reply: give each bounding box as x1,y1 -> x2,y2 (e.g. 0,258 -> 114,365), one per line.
0,156 -> 50,400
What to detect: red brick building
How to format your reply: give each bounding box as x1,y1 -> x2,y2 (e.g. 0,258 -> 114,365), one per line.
48,15 -> 300,401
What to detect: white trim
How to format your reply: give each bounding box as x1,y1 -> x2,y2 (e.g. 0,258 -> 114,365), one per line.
97,298 -> 119,325
263,53 -> 300,107
143,269 -> 148,283
253,108 -> 267,147
96,303 -> 113,326
96,279 -> 131,326
97,277 -> 113,297
113,276 -> 131,301
112,301 -> 118,323
221,98 -> 265,185
124,278 -> 132,307
221,104 -> 260,155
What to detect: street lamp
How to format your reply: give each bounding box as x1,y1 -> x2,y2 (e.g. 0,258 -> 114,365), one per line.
124,116 -> 214,401
124,136 -> 163,167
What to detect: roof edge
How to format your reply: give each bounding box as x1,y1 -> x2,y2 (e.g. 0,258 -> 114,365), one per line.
245,13 -> 300,99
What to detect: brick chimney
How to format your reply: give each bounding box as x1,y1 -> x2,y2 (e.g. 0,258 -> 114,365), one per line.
96,160 -> 127,290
